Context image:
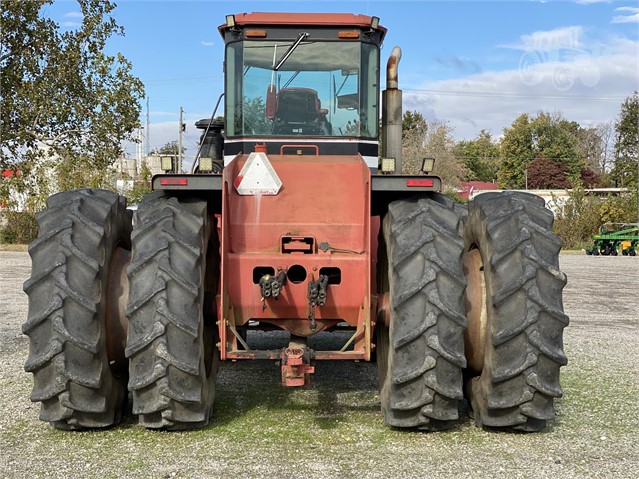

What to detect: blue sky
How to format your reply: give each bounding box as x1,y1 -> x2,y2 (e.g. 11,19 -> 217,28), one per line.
46,0 -> 639,160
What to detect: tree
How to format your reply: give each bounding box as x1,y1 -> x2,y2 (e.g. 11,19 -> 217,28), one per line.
595,121 -> 616,175
574,122 -> 616,186
498,113 -> 535,188
242,96 -> 272,135
0,0 -> 144,210
127,161 -> 152,204
151,141 -> 186,156
401,110 -> 428,173
402,110 -> 427,138
612,91 -> 639,189
498,112 -> 584,189
453,130 -> 500,182
526,158 -> 601,190
526,157 -> 571,189
401,111 -> 465,187
579,167 -> 601,189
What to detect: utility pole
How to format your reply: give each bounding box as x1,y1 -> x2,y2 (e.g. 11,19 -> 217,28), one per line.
145,97 -> 150,157
178,107 -> 184,173
136,127 -> 143,176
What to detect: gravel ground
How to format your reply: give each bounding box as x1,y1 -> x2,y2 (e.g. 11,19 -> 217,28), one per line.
1,251 -> 637,479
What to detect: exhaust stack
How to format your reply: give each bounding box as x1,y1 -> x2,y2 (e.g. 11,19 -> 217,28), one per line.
381,46 -> 403,173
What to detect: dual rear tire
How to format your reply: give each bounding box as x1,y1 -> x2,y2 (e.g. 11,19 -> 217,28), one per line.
23,190 -> 218,430
378,191 -> 568,431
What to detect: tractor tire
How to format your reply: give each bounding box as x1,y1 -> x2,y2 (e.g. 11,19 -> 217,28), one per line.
22,189 -> 132,429
462,191 -> 568,432
378,194 -> 467,430
126,192 -> 218,430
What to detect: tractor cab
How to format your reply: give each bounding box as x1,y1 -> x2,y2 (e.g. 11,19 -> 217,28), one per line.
218,13 -> 386,168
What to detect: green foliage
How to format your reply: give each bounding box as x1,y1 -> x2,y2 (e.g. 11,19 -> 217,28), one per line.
127,180 -> 152,206
498,112 -> 585,189
0,210 -> 38,244
402,110 -> 427,138
453,130 -> 500,182
151,141 -> 185,156
554,186 -> 638,249
497,113 -> 534,188
126,162 -> 153,205
55,151 -> 114,191
0,0 -> 144,211
553,186 -> 603,249
242,96 -> 273,135
598,193 -> 639,224
612,91 -> 638,189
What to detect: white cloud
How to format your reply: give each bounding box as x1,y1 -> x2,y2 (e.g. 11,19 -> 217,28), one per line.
574,0 -> 611,4
201,41 -> 214,47
62,21 -> 81,28
63,11 -> 83,18
612,7 -> 639,24
403,36 -> 638,140
503,26 -> 585,52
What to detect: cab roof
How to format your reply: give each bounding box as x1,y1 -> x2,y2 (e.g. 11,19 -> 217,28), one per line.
219,12 -> 386,38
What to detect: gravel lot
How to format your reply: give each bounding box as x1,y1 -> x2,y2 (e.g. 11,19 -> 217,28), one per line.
1,251 -> 637,479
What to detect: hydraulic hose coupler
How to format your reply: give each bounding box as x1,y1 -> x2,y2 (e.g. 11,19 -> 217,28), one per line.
308,275 -> 329,307
271,270 -> 287,299
260,270 -> 288,300
259,274 -> 272,298
317,275 -> 328,307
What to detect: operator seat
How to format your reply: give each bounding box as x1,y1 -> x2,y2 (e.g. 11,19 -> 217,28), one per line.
273,88 -> 326,135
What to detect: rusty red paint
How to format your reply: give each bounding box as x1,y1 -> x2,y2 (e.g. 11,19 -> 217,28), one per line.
281,347 -> 315,386
220,12 -> 386,34
217,153 -> 373,365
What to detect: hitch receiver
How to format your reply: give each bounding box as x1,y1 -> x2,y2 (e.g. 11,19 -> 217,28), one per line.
281,347 -> 315,387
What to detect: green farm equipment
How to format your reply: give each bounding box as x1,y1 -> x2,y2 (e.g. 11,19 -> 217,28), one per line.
585,223 -> 639,256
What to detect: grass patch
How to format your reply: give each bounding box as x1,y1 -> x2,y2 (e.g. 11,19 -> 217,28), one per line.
0,243 -> 28,251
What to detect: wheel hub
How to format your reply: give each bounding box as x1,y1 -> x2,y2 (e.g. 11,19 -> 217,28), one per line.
462,248 -> 487,373
105,246 -> 131,376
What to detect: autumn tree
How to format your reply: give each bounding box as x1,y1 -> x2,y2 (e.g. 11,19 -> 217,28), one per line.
401,111 -> 465,187
0,0 -> 145,210
401,110 -> 428,172
526,157 -> 571,189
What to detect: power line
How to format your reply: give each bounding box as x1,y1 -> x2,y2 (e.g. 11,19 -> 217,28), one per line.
404,88 -> 626,101
143,76 -> 223,85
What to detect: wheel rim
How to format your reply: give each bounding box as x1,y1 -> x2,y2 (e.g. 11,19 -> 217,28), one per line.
462,248 -> 488,374
105,245 -> 131,377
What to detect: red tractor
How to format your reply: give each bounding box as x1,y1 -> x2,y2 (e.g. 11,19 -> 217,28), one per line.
23,13 -> 568,432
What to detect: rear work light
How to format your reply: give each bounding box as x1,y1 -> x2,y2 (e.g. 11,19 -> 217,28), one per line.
160,178 -> 189,186
406,179 -> 434,187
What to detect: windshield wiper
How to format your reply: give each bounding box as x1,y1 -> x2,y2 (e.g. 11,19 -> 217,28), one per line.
273,32 -> 309,71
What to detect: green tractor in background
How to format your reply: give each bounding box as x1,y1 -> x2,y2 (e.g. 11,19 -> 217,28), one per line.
585,223 -> 639,256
